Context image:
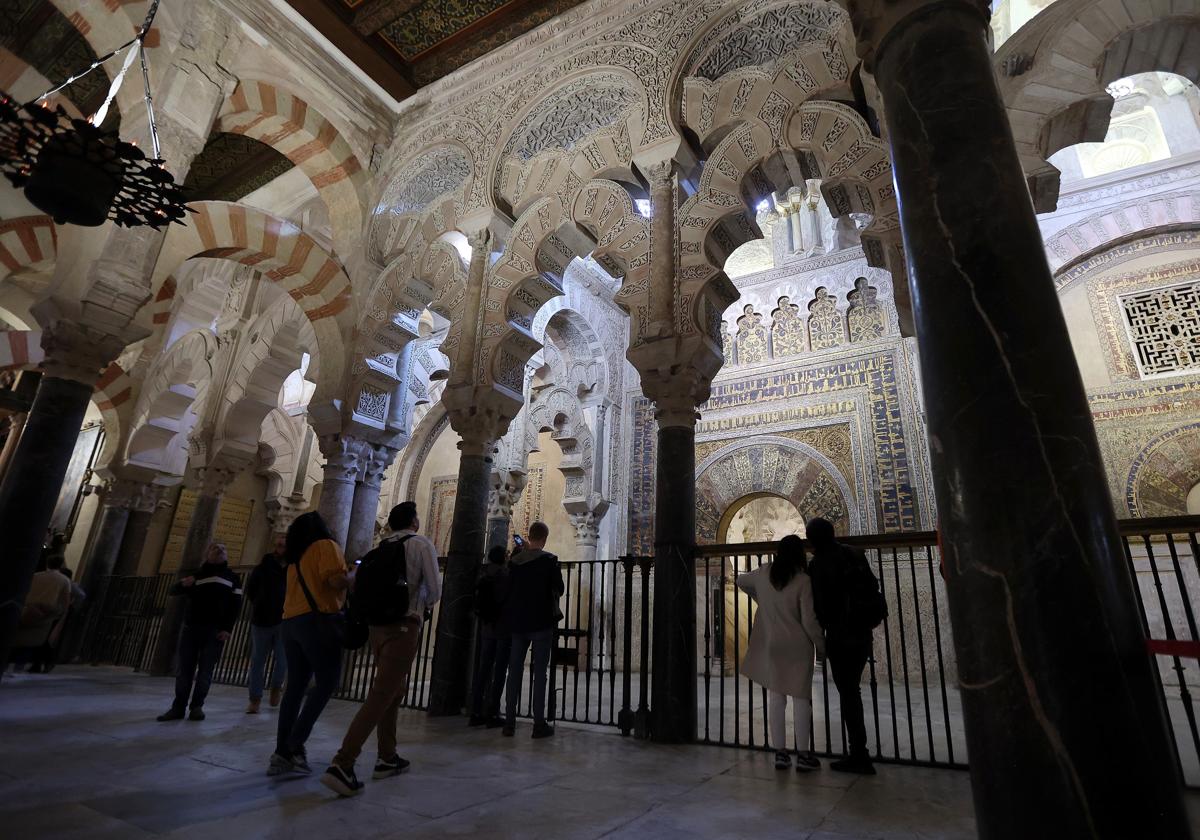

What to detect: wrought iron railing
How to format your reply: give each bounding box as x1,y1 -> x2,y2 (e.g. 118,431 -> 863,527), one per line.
77,515 -> 1200,784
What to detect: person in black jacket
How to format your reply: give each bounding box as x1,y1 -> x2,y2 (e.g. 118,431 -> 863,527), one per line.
157,543 -> 242,721
245,534 -> 288,714
501,522 -> 563,739
806,517 -> 877,775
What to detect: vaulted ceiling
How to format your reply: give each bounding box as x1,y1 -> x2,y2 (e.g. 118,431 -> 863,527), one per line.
283,0 -> 587,99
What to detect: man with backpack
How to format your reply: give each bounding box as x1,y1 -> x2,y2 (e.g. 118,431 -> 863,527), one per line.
806,517 -> 887,775
320,502 -> 440,797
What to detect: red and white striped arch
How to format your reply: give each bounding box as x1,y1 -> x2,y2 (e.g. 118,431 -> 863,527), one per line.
162,200 -> 349,397
216,80 -> 368,251
0,216 -> 57,282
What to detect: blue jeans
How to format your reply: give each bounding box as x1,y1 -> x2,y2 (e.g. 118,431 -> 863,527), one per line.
173,625 -> 224,711
276,612 -> 342,756
505,627 -> 553,725
248,624 -> 287,701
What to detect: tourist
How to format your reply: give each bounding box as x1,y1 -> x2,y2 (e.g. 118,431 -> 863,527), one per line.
807,517 -> 886,775
735,534 -> 824,771
245,534 -> 288,714
27,567 -> 85,674
502,522 -> 563,739
468,545 -> 511,728
270,512 -> 353,776
156,543 -> 242,722
320,501 -> 440,797
8,553 -> 72,672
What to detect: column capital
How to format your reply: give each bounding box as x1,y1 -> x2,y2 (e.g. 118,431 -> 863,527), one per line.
566,507 -> 604,547
488,469 -> 528,521
317,433 -> 370,484
37,320 -> 137,386
359,444 -> 399,491
836,0 -> 990,70
186,463 -> 239,498
266,496 -> 309,534
443,385 -> 516,458
102,478 -> 162,512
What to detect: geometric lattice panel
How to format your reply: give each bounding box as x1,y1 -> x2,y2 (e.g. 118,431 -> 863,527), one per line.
1121,282 -> 1200,378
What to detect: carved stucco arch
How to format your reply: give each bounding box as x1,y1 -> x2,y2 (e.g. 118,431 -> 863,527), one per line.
490,66 -> 648,214
1046,193 -> 1200,278
997,0 -> 1200,213
695,435 -> 860,543
1127,423 -> 1200,517
370,140 -> 475,265
123,329 -> 218,476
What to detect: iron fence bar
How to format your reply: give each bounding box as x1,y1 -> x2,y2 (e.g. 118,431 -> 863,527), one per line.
732,555 -> 741,748
907,546 -> 935,760
925,541 -> 955,764
619,556 -> 634,736
865,548 -> 882,760
703,553 -> 711,744
637,556 -> 651,738
874,548 -> 899,761
890,546 -> 915,760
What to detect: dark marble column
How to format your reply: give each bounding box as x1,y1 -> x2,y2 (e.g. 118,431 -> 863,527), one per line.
346,445 -> 396,563
862,2 -> 1189,835
427,436 -> 493,715
0,375 -> 93,668
114,499 -> 156,577
650,404 -> 697,743
149,467 -> 235,676
79,481 -> 140,596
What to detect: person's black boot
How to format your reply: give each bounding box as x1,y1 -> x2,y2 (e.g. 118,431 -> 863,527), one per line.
156,707 -> 185,721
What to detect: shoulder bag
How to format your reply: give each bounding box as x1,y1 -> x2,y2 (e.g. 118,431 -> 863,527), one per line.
294,556 -> 368,650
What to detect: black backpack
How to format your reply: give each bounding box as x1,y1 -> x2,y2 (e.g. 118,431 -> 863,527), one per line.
474,570 -> 504,624
843,547 -> 888,630
352,535 -> 413,626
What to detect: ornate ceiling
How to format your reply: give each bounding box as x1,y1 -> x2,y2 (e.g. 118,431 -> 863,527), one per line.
283,0 -> 587,98
183,133 -> 295,203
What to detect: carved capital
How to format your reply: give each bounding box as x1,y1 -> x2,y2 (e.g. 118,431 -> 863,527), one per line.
265,496 -> 309,534
38,320 -> 132,386
189,464 -> 239,499
836,0 -> 990,70
566,508 -> 604,546
488,469 -> 528,521
443,384 -> 517,458
359,444 -> 399,491
317,433 -> 369,484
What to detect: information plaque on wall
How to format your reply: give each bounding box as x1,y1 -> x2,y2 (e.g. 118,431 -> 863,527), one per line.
161,489 -> 255,572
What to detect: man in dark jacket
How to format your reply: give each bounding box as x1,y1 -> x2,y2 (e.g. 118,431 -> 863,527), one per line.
806,517 -> 877,775
501,522 -> 563,739
157,543 -> 242,721
245,534 -> 288,713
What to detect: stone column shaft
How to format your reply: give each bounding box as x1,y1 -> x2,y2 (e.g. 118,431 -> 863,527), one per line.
0,411 -> 28,488
114,508 -> 154,576
788,207 -> 804,252
0,375 -> 94,668
80,496 -> 132,596
317,435 -> 365,550
861,2 -> 1189,835
346,445 -> 397,563
650,403 -> 698,743
427,437 -> 494,715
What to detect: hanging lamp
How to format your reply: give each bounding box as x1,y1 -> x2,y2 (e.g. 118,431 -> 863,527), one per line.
0,0 -> 188,229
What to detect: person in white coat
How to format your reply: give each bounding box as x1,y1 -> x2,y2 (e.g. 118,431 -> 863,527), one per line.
736,534 -> 825,771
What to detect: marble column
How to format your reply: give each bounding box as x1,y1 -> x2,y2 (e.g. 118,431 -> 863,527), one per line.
317,434 -> 366,550
346,444 -> 397,563
114,490 -> 158,577
853,0 -> 1189,834
149,465 -> 237,677
647,160 -> 676,336
787,207 -> 803,252
650,399 -> 698,743
427,431 -> 495,715
0,326 -> 124,670
79,479 -> 139,596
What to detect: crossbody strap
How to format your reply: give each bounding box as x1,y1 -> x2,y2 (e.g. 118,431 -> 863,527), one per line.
294,558 -> 324,615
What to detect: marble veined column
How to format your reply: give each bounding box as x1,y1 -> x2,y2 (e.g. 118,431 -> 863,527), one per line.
861,0 -> 1189,835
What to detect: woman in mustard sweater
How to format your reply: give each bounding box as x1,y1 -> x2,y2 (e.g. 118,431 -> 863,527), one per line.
269,512 -> 354,776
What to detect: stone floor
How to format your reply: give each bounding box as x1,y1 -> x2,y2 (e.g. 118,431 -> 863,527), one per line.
0,668 -> 1189,839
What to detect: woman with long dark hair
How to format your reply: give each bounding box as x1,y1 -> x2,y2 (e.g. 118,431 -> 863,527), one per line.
269,512 -> 353,776
736,533 -> 825,771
